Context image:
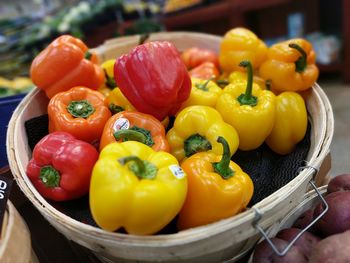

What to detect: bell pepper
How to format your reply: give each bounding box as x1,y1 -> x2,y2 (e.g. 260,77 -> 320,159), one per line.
166,105 -> 239,163
98,59 -> 117,97
30,35 -> 105,99
259,38 -> 319,92
99,111 -> 170,152
114,41 -> 191,121
265,89 -> 308,155
181,47 -> 219,69
179,77 -> 223,110
26,132 -> 99,201
106,87 -> 136,114
89,141 -> 187,234
216,61 -> 275,151
189,62 -> 220,80
178,136 -> 253,229
48,86 -> 111,143
219,27 -> 267,73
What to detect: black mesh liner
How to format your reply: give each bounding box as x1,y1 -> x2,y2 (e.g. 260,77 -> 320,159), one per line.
24,115 -> 311,232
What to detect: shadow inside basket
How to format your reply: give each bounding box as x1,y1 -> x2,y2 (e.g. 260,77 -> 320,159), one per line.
24,114 -> 311,234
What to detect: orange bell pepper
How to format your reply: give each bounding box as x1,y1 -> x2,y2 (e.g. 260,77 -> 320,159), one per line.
99,111 -> 170,152
189,62 -> 220,80
31,35 -> 105,98
178,137 -> 254,229
48,86 -> 111,143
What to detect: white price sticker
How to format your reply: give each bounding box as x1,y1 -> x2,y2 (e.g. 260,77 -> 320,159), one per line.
169,165 -> 186,179
113,118 -> 130,132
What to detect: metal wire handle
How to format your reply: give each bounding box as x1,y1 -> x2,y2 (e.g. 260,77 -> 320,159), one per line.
252,166 -> 329,257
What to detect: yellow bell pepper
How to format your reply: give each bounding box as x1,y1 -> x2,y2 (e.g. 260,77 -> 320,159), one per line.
216,61 -> 276,151
90,141 -> 187,235
179,77 -> 223,110
219,27 -> 267,73
166,105 -> 239,163
98,59 -> 117,97
106,87 -> 136,114
266,91 -> 307,155
178,136 -> 254,230
259,38 -> 319,92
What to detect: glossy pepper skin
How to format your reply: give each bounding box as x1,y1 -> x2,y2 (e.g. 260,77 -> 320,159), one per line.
90,141 -> 187,235
114,41 -> 191,121
26,132 -> 99,201
266,91 -> 307,155
106,87 -> 135,114
181,47 -> 219,69
189,62 -> 220,80
166,105 -> 239,163
99,110 -> 170,152
30,35 -> 105,99
219,27 -> 267,73
216,61 -> 276,151
178,137 -> 254,229
228,71 -> 267,90
179,77 -> 223,110
48,86 -> 111,143
259,38 -> 319,92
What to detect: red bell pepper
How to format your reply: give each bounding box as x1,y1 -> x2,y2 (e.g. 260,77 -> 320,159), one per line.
114,41 -> 191,120
26,132 -> 99,201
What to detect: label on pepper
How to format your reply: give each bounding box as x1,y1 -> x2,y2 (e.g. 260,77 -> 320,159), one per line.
113,118 -> 130,132
0,175 -> 13,234
169,165 -> 186,179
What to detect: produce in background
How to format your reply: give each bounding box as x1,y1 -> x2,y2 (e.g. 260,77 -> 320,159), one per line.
253,174 -> 350,262
90,141 -> 187,235
259,38 -> 319,92
265,89 -> 308,155
98,59 -> 117,97
30,35 -> 105,98
179,77 -> 223,110
0,76 -> 34,98
114,41 -> 191,121
26,132 -> 99,201
216,61 -> 276,151
219,27 -> 267,73
189,62 -> 220,80
99,111 -> 169,152
106,87 -> 136,114
166,105 -> 239,163
48,86 -> 111,143
181,47 -> 219,69
178,136 -> 253,229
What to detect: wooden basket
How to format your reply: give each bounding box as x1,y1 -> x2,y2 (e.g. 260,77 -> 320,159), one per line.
6,32 -> 334,263
0,201 -> 38,263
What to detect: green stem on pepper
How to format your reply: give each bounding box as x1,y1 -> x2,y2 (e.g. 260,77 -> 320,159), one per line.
67,100 -> 95,118
40,166 -> 60,187
118,156 -> 157,180
289,43 -> 307,73
184,133 -> 212,157
237,60 -> 258,106
212,136 -> 234,179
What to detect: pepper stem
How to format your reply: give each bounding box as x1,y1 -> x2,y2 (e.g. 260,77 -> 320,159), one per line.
184,133 -> 212,157
114,126 -> 154,147
265,79 -> 272,91
104,69 -> 116,89
84,51 -> 92,60
212,137 -> 234,179
39,166 -> 60,188
118,156 -> 157,179
289,43 -> 307,73
67,100 -> 95,118
237,60 -> 258,106
195,78 -> 213,91
109,103 -> 124,114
